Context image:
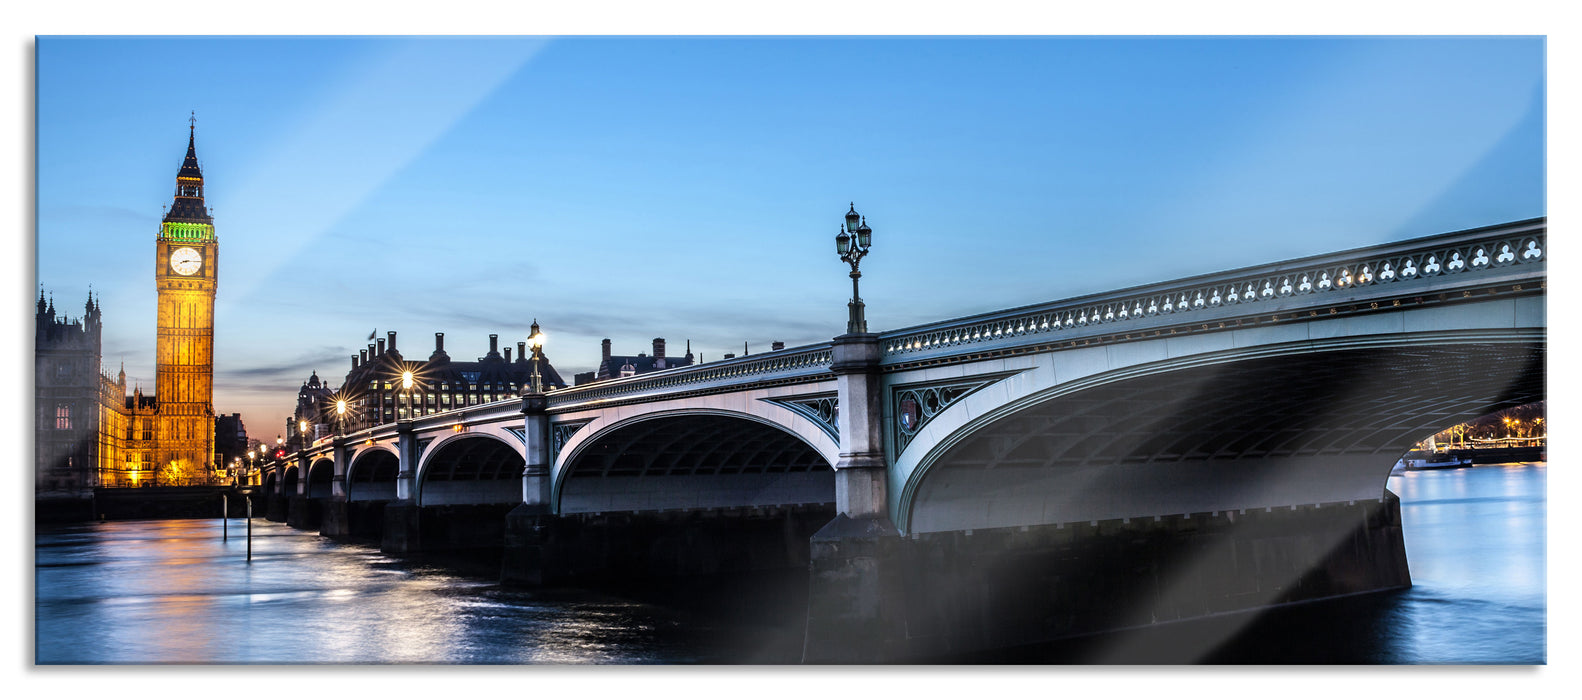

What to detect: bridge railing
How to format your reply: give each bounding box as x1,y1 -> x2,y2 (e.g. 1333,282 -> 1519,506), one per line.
879,218 -> 1545,359
544,344 -> 836,410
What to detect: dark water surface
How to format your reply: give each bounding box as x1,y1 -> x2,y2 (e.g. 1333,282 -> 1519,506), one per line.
34,463 -> 1545,664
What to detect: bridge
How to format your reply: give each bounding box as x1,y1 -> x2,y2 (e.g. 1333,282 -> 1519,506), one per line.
256,217 -> 1545,662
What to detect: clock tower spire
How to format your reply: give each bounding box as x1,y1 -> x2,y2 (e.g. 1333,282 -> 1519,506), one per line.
153,115 -> 218,482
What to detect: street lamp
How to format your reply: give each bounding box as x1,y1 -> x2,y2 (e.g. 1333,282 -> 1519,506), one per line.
299,419 -> 310,448
835,202 -> 874,334
528,319 -> 546,395
401,369 -> 415,421
335,398 -> 347,436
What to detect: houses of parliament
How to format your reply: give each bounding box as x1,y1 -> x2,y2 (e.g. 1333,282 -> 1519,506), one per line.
35,123 -> 226,494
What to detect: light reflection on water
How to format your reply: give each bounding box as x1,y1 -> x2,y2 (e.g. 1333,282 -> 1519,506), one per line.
36,463 -> 1545,664
1384,462 -> 1546,664
36,519 -> 723,664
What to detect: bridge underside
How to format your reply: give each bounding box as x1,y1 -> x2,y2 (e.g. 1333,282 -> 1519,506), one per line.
307,460 -> 333,499
561,414 -> 834,514
420,437 -> 523,506
909,340 -> 1544,533
347,452 -> 398,502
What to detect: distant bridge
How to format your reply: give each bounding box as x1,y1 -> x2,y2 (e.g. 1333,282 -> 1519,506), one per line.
257,217 -> 1545,661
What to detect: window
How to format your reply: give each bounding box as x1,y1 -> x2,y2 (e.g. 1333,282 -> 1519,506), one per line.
55,404 -> 72,430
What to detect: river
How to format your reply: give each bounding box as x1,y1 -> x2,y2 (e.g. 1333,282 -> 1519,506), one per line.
33,462 -> 1545,664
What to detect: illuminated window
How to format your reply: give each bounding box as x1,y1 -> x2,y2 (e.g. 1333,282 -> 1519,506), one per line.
55,404 -> 72,430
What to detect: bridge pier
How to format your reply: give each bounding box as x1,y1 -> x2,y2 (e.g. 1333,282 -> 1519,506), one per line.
805,492 -> 1410,662
285,495 -> 322,530
320,439 -> 352,538
805,332 -> 909,663
503,504 -> 835,586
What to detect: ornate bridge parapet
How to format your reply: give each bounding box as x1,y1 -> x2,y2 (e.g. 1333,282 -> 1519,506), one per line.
543,345 -> 836,412
877,218 -> 1545,363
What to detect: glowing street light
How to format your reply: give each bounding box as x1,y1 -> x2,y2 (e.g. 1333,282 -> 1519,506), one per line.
401,369 -> 415,421
834,203 -> 874,334
335,398 -> 347,436
528,320 -> 546,395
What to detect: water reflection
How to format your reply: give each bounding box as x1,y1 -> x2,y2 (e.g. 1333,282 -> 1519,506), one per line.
37,518 -> 730,664
37,463 -> 1545,664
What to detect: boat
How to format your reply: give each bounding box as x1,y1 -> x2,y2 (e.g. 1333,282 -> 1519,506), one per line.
1396,450 -> 1473,470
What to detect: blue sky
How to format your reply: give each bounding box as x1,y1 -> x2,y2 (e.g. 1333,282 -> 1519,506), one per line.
33,36 -> 1545,439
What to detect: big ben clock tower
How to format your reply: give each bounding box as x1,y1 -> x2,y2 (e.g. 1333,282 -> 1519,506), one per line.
153,117 -> 217,480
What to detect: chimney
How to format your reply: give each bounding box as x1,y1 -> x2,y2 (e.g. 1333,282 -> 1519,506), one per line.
653,338 -> 666,360
601,338 -> 612,363
487,333 -> 501,359
504,347 -> 512,363
435,332 -> 445,352
352,354 -> 359,370
517,341 -> 527,361
387,330 -> 397,353
724,352 -> 736,359
771,341 -> 784,351
361,348 -> 369,365
376,338 -> 385,355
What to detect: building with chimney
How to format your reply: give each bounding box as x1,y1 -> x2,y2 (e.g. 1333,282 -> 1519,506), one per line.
573,337 -> 696,385
299,326 -> 569,435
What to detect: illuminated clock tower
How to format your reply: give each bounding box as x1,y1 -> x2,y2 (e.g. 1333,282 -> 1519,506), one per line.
153,118 -> 218,480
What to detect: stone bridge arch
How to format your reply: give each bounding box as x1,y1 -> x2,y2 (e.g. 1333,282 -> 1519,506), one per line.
415,432 -> 524,507
894,332 -> 1544,533
346,445 -> 399,502
552,408 -> 838,514
306,457 -> 335,499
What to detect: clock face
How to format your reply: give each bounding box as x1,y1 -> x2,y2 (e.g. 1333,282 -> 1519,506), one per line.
170,247 -> 202,276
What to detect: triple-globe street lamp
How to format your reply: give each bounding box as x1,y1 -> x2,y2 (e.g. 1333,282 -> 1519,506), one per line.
835,203 -> 874,334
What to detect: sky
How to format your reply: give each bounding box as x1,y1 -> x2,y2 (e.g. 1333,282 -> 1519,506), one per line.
33,35 -> 1545,441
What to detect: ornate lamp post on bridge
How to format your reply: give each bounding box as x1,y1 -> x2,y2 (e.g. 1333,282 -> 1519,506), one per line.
527,319 -> 546,395
405,370 -> 418,419
835,203 -> 874,334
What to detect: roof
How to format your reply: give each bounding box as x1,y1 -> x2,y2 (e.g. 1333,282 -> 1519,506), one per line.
163,128 -> 213,224
598,353 -> 694,378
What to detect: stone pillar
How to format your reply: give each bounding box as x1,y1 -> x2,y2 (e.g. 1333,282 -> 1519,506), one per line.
383,422 -> 423,553
331,438 -> 349,500
503,392 -> 558,585
321,438 -> 352,537
829,333 -> 888,517
519,393 -> 552,508
286,454 -> 313,529
395,422 -> 418,502
804,332 -> 906,663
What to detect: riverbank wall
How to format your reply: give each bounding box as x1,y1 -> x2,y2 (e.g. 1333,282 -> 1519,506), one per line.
37,486 -> 258,523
